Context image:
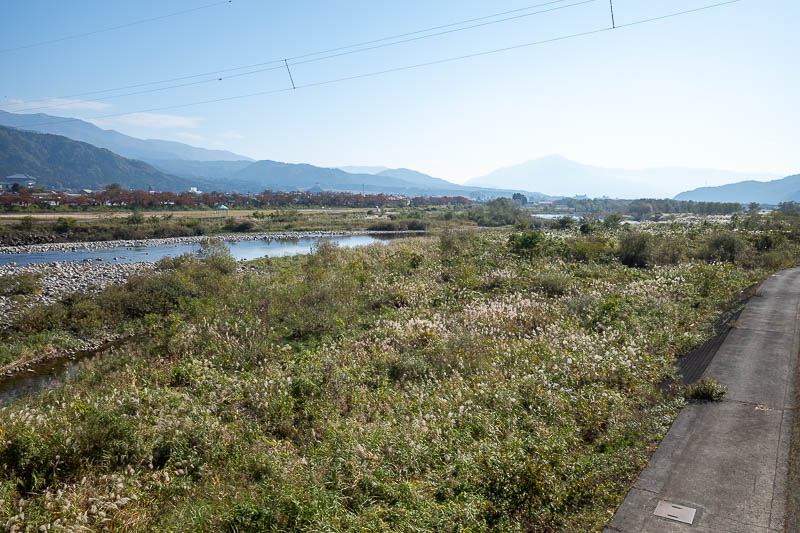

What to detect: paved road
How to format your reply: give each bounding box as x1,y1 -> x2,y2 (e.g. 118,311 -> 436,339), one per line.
606,268 -> 799,532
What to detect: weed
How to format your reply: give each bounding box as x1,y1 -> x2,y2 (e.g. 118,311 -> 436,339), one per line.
684,377 -> 727,401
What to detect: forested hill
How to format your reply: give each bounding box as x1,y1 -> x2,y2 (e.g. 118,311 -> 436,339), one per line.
0,126 -> 198,192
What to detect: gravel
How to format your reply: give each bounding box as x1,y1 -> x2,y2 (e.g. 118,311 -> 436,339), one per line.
0,230 -> 370,255
0,261 -> 156,326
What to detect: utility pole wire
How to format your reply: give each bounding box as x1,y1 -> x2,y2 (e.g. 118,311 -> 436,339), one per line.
0,1 -> 232,54
285,60 -> 296,90
4,0 -> 584,111
609,0 -> 616,29
17,0 -> 745,130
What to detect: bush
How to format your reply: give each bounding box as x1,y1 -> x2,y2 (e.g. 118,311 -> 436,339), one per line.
12,302 -> 68,334
508,230 -> 545,258
618,232 -> 652,268
13,216 -> 36,231
197,238 -> 236,275
55,217 -> 77,233
702,231 -> 746,263
224,217 -> 256,232
684,377 -> 727,401
555,216 -> 575,230
0,272 -> 42,296
603,213 -> 624,229
126,212 -> 145,225
567,236 -> 613,262
531,271 -> 570,296
650,236 -> 687,265
467,198 -> 527,227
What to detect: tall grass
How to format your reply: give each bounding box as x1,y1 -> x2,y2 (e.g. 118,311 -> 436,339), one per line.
0,221 -> 798,531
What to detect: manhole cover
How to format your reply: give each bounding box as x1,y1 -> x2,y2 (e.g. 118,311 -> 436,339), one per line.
654,500 -> 696,525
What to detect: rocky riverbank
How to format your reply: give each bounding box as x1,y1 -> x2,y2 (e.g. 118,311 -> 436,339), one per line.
0,261 -> 155,327
0,230 -> 370,255
0,258 -> 262,327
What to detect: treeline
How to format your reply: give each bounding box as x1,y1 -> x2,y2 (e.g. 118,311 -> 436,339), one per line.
0,189 -> 471,210
554,198 -> 743,217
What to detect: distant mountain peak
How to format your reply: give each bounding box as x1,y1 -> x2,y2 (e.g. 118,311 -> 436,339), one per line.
466,156 -> 779,199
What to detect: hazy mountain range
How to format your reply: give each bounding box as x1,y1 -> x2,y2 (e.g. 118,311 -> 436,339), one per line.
675,174 -> 800,204
0,110 -> 250,163
0,113 -> 544,197
0,125 -> 192,191
1,110 -> 793,201
464,155 -> 780,199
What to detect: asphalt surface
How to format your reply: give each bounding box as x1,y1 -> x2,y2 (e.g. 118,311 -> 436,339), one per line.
606,268 -> 800,532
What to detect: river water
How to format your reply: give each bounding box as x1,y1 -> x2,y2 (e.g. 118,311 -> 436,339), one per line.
0,234 -> 399,266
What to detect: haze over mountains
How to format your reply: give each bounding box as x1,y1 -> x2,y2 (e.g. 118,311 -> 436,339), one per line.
675,174 -> 800,205
0,110 -> 793,202
0,110 -> 250,163
465,155 -> 780,199
0,112 -> 542,197
0,126 -> 191,191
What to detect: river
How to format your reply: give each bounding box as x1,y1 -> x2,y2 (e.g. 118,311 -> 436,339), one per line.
0,234 -> 400,266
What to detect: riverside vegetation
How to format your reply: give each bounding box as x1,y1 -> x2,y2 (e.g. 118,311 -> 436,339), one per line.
1,211 -> 800,531
0,205 -> 459,247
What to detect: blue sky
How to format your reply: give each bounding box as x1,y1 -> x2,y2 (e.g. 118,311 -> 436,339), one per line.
1,0 -> 797,183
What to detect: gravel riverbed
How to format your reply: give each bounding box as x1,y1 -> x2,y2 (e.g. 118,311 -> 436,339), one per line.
0,230 -> 370,255
0,261 -> 156,326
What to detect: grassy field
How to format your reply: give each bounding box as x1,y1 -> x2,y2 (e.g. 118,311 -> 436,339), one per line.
1,214 -> 799,531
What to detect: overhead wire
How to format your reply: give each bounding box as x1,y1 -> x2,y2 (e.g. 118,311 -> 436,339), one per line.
9,0 -> 597,114
4,0 -> 588,112
14,0 -> 745,130
0,0 -> 232,54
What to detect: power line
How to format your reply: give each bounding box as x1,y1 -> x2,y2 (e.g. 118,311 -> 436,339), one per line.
284,61 -> 296,90
8,0 -> 597,114
14,0 -> 745,130
3,0 -> 588,112
609,0 -> 616,29
0,1 -> 232,54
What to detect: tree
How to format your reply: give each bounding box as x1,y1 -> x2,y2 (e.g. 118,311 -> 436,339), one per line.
105,183 -> 122,191
603,213 -> 624,229
512,192 -> 528,206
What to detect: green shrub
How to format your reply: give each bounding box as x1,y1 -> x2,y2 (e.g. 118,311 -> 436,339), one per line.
197,238 -> 236,274
67,298 -> 106,336
467,198 -> 527,227
618,232 -> 652,267
126,212 -> 145,225
439,230 -> 477,263
12,302 -> 68,334
13,216 -> 35,231
650,236 -> 687,265
555,216 -> 575,230
509,229 -> 545,258
684,377 -> 727,401
702,231 -> 747,263
567,236 -> 613,262
531,271 -> 570,296
603,213 -> 624,229
0,272 -> 42,296
224,217 -> 256,232
55,217 -> 77,233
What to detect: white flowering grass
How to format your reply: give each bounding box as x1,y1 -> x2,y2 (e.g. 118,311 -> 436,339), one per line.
0,226 -> 786,531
